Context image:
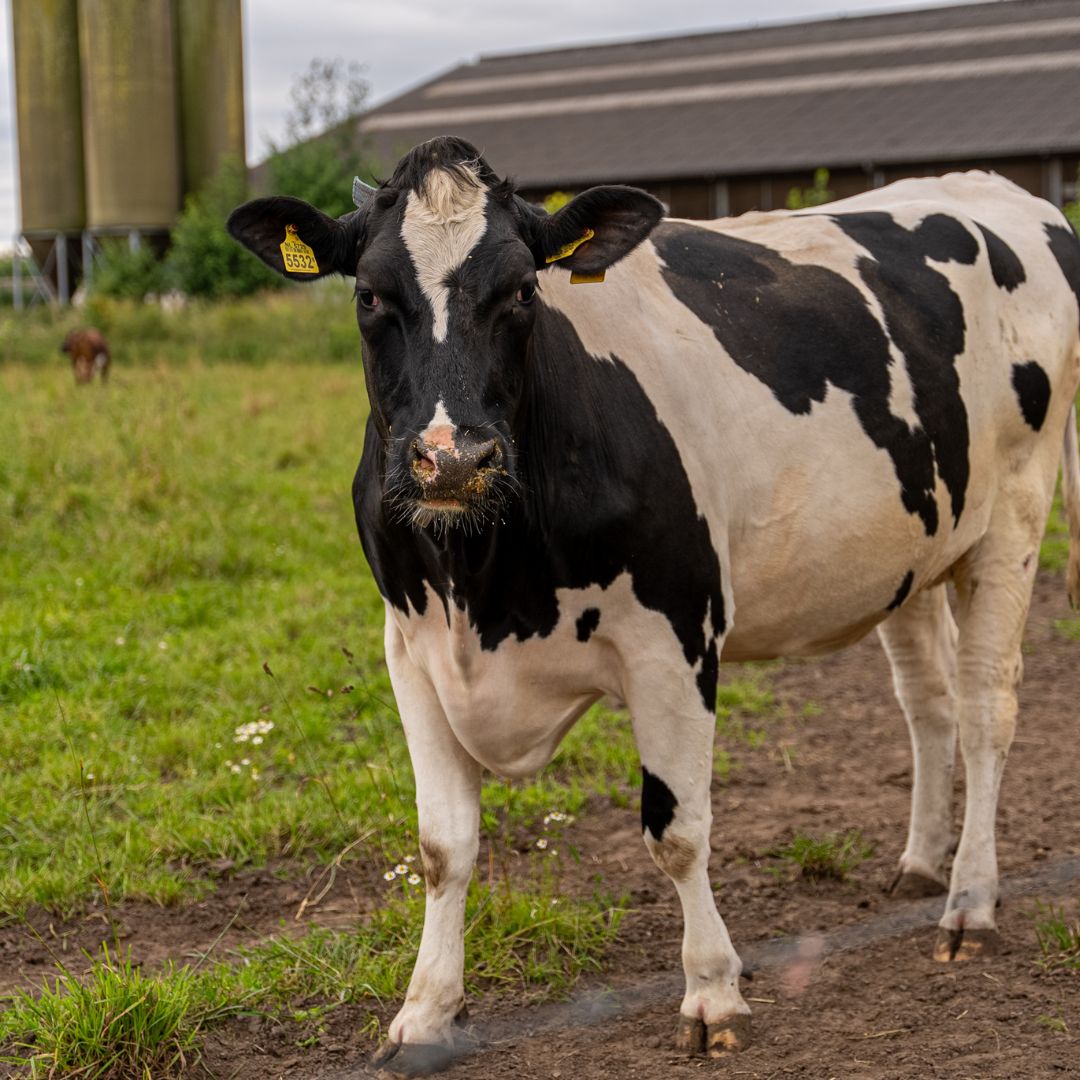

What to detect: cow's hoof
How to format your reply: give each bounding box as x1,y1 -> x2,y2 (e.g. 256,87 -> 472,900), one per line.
707,1014 -> 752,1056
675,1013 -> 751,1056
675,1015 -> 705,1055
889,870 -> 947,899
933,926 -> 1001,963
372,1040 -> 461,1077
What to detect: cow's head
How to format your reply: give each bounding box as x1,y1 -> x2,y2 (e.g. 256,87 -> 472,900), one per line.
228,136 -> 662,532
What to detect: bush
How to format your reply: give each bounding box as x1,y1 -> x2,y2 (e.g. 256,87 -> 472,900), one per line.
268,137 -> 362,220
90,241 -> 168,301
166,156 -> 282,299
786,168 -> 834,210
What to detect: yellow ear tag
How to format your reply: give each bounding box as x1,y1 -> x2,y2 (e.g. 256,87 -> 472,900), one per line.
545,228 -> 605,285
279,224 -> 319,274
545,227 -> 595,264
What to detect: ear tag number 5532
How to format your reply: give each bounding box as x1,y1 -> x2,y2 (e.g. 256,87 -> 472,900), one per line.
280,225 -> 319,274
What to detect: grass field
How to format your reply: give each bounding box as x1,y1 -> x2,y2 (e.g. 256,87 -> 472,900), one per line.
0,291 -> 1075,1075
0,293 -> 716,1074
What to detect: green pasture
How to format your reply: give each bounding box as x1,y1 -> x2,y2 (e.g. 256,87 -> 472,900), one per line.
0,291 -> 1074,1074
0,293 -> 689,1073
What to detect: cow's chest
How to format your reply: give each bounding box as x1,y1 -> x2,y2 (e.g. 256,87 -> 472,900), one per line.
388,576 -> 671,778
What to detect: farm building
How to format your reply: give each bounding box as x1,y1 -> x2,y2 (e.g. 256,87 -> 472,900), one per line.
356,0 -> 1080,217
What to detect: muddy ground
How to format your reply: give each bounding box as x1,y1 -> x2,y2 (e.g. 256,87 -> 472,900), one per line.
4,572 -> 1079,1078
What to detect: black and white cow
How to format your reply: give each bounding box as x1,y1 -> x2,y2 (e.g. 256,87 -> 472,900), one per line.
229,136 -> 1080,1072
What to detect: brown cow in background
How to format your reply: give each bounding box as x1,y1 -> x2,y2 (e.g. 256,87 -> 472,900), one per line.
62,328 -> 111,384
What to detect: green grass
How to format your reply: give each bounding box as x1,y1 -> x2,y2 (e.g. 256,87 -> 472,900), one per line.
0,945 -> 226,1079
0,358 -> 404,912
1040,489 -> 1070,575
0,880 -> 623,1076
0,345 -> 778,915
1033,902 -> 1080,972
0,286 -> 361,369
768,830 -> 874,882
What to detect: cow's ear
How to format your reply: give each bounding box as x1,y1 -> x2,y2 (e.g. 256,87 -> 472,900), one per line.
227,196 -> 362,281
536,186 -> 663,275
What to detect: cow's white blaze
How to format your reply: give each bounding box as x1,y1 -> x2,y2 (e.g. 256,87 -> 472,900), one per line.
401,168 -> 488,342
420,399 -> 456,452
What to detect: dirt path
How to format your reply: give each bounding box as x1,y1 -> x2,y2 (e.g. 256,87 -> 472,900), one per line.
6,573 -> 1080,1077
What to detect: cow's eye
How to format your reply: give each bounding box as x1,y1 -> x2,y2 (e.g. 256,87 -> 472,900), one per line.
357,289 -> 379,310
516,283 -> 536,305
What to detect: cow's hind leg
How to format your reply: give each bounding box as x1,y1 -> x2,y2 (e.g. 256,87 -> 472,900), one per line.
628,659 -> 750,1057
936,483 -> 1049,961
375,618 -> 482,1074
878,584 -> 958,897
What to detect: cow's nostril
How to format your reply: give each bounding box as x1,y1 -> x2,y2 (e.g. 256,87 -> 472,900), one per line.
475,439 -> 498,469
411,439 -> 438,475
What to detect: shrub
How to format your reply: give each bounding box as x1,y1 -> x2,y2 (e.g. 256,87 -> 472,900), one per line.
90,241 -> 168,301
166,156 -> 282,299
786,168 -> 834,210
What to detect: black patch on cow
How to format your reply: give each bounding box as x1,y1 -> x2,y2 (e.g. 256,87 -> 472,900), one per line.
1011,361 -> 1051,431
355,304 -> 726,712
975,223 -> 1026,292
1045,222 -> 1080,332
887,570 -> 915,611
641,766 -> 678,840
697,639 -> 719,714
653,214 -> 976,536
576,608 -> 601,642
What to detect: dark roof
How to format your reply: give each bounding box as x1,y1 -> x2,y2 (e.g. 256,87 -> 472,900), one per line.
357,0 -> 1080,187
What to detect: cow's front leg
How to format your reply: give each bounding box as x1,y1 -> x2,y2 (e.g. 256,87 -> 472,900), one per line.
375,618 -> 482,1075
628,656 -> 750,1057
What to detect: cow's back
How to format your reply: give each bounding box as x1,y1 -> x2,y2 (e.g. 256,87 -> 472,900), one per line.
538,172 -> 1080,659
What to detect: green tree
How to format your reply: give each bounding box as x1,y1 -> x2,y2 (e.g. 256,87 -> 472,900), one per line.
166,156 -> 281,299
266,58 -> 373,218
786,168 -> 834,210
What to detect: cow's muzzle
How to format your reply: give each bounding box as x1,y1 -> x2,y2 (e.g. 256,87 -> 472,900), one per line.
410,433 -> 502,500
400,431 -> 512,532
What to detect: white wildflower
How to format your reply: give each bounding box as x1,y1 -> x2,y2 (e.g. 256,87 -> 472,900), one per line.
115,636 -> 125,646
234,720 -> 274,744
383,870 -> 396,882
535,838 -> 548,850
395,864 -> 408,875
407,873 -> 421,885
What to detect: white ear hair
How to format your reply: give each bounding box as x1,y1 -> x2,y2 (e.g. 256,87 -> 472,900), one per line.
353,177 -> 378,208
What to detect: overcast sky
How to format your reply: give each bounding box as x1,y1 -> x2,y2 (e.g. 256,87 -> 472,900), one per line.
0,0 -> 984,246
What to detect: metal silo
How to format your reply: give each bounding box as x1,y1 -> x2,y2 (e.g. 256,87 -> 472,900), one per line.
77,0 -> 182,231
176,0 -> 246,195
12,0 -> 86,234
